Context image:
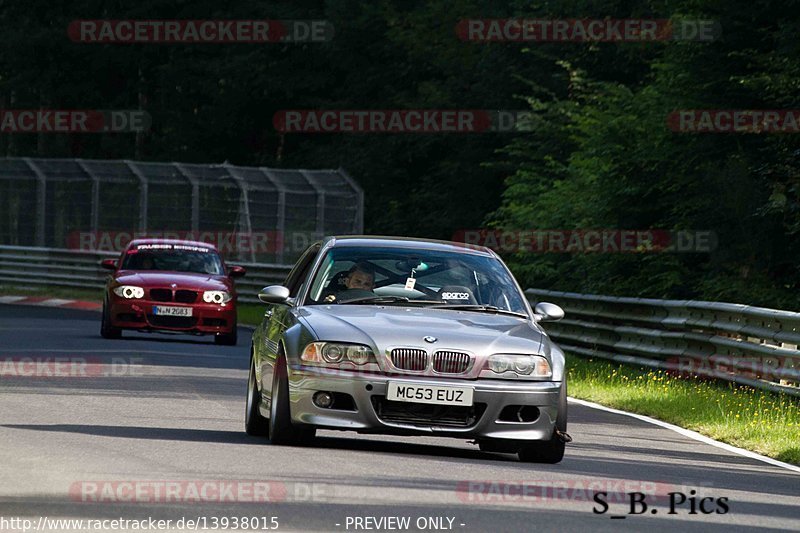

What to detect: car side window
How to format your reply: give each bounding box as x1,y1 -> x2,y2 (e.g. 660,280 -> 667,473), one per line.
284,244 -> 321,297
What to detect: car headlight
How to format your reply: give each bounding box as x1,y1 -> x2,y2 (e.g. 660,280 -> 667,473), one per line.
203,291 -> 232,304
484,354 -> 552,378
301,342 -> 377,366
113,285 -> 144,299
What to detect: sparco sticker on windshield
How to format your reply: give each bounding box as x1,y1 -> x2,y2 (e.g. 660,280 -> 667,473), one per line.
441,292 -> 470,300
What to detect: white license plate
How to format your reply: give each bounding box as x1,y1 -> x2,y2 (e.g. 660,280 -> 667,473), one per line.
152,306 -> 192,317
386,382 -> 473,406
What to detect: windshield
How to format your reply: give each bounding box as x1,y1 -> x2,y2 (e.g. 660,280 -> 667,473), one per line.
121,243 -> 224,275
305,245 -> 529,315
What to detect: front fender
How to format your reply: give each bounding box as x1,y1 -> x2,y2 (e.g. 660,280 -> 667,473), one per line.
547,341 -> 566,382
281,320 -> 318,371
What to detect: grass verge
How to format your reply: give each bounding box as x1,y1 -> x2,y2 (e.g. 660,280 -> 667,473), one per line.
567,354 -> 800,465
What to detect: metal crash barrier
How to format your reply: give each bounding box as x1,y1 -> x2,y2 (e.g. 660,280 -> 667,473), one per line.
527,289 -> 800,397
0,245 -> 291,304
2,243 -> 798,396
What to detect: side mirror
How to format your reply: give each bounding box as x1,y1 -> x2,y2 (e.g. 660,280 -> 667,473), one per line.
100,259 -> 118,271
228,265 -> 246,278
258,285 -> 290,304
534,302 -> 564,322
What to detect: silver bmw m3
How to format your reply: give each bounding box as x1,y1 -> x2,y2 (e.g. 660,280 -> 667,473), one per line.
245,236 -> 570,462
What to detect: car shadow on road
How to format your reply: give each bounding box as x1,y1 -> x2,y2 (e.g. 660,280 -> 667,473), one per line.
1,422 -> 516,463
309,434 -> 518,463
76,333 -> 245,347
1,424 -> 262,445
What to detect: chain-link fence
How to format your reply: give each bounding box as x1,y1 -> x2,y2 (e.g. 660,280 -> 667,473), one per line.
0,157 -> 363,264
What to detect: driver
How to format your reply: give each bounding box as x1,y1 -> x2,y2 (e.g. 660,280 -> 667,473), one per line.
324,262 -> 375,302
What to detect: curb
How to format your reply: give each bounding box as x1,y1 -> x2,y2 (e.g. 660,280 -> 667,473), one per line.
0,295 -> 102,312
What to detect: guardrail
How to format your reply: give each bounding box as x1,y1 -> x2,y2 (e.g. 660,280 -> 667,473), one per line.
0,245 -> 291,304
527,288 -> 800,397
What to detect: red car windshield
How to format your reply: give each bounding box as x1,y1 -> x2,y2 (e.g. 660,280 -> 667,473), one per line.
122,244 -> 224,275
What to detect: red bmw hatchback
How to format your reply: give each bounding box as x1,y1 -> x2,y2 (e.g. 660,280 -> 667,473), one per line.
99,239 -> 246,345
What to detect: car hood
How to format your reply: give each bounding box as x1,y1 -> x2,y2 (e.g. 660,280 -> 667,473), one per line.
114,271 -> 231,291
296,305 -> 544,355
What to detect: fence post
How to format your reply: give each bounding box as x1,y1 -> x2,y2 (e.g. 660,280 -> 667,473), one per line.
261,169 -> 286,263
174,163 -> 199,232
223,163 -> 256,263
24,158 -> 47,247
125,160 -> 149,232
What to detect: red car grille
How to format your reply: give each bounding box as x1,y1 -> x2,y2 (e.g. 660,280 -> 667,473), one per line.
390,348 -> 428,371
148,289 -> 198,303
149,289 -> 172,302
175,290 -> 198,303
432,351 -> 471,374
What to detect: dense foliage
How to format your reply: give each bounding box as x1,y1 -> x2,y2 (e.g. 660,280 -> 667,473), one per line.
492,1 -> 800,308
1,0 -> 798,307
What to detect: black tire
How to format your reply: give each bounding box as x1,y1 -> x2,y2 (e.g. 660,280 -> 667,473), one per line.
100,301 -> 122,339
518,382 -> 568,464
215,327 -> 237,346
245,356 -> 270,437
268,354 -> 315,446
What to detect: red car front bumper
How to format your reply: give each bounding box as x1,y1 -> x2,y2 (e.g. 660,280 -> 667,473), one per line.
108,296 -> 237,335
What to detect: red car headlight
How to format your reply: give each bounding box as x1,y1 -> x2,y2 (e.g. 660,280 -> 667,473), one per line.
203,291 -> 232,304
113,285 -> 144,299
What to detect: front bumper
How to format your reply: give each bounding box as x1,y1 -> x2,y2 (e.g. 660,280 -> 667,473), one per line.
286,366 -> 562,441
109,297 -> 236,335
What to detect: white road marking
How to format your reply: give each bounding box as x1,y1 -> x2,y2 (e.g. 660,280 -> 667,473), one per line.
569,397 -> 800,475
0,296 -> 27,304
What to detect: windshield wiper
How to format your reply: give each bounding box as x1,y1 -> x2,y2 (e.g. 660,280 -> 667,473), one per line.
431,304 -> 528,318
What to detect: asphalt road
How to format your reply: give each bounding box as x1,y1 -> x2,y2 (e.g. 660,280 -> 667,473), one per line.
0,304 -> 798,533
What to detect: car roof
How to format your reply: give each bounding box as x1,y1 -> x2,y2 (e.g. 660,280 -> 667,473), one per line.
323,235 -> 494,256
127,238 -> 219,251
